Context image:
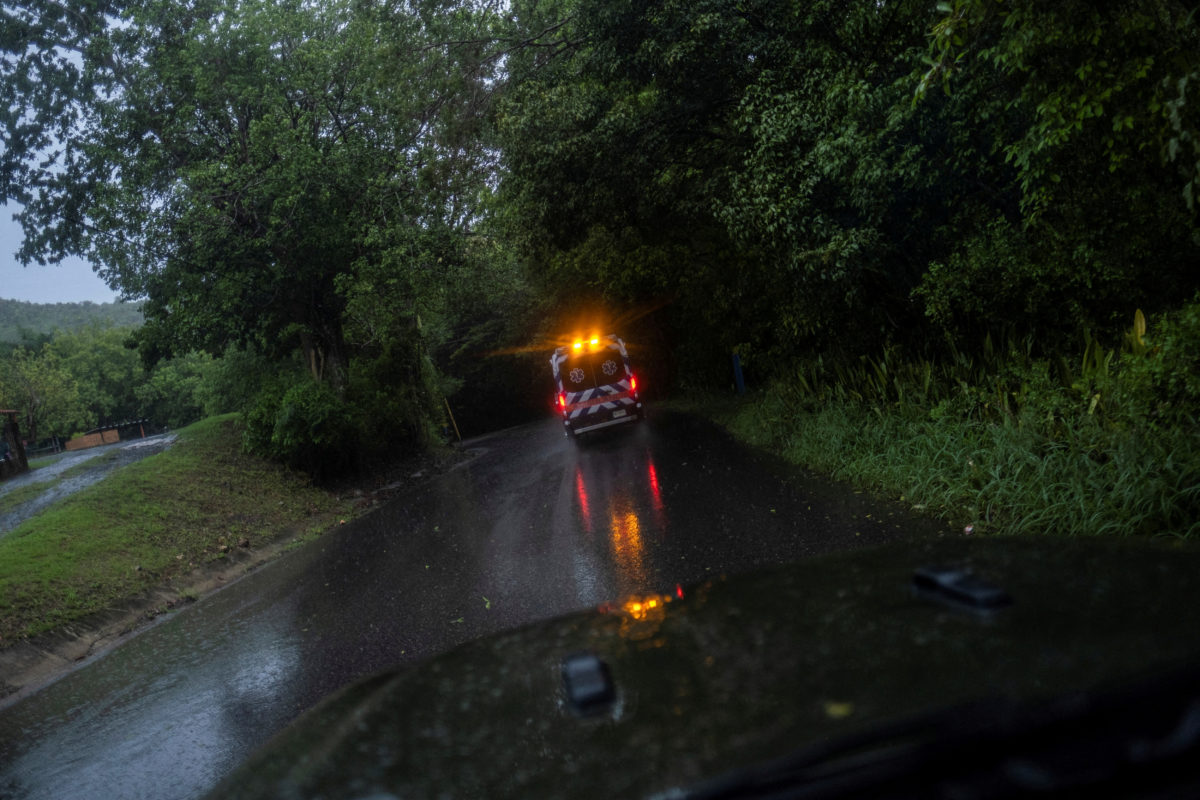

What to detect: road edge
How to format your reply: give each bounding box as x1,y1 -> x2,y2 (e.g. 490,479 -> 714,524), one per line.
0,443 -> 484,711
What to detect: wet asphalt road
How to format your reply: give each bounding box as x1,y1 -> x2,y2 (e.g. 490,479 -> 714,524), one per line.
0,410 -> 951,800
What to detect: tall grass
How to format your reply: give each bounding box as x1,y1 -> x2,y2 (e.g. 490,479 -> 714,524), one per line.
712,305 -> 1200,539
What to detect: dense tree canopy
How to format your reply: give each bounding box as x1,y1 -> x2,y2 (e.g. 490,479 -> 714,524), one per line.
3,0 -> 502,392
3,0 -> 1199,472
0,339 -> 83,442
497,0 -> 1200,374
914,0 -> 1200,338
3,0 -> 520,467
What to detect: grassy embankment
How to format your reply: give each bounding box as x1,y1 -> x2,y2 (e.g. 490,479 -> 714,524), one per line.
693,307 -> 1200,541
0,415 -> 357,644
0,452 -> 131,515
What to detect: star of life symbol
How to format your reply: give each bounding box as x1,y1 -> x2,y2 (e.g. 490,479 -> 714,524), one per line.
569,367 -> 586,384
601,359 -> 619,376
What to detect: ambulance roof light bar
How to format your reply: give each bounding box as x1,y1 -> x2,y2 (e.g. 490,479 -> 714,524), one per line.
572,336 -> 602,351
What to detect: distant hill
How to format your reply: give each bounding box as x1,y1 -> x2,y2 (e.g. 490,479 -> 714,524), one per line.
0,298 -> 143,343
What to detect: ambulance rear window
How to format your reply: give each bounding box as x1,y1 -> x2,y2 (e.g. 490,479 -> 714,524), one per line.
562,349 -> 625,390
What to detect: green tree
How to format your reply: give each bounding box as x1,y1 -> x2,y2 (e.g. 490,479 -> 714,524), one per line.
4,0 -> 503,393
920,0 -> 1200,212
712,0 -> 958,352
4,0 -> 522,471
0,343 -> 86,442
135,352 -> 215,429
914,0 -> 1200,339
498,0 -> 953,369
49,324 -> 143,424
498,0 -> 1200,376
497,0 -> 774,379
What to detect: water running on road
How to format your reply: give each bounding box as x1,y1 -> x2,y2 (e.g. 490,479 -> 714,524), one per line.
0,433 -> 177,534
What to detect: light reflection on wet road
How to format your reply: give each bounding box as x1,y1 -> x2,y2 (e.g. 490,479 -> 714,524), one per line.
0,411 -> 951,799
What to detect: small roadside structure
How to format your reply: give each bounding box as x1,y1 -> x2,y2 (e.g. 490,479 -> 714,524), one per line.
0,410 -> 30,479
64,419 -> 152,452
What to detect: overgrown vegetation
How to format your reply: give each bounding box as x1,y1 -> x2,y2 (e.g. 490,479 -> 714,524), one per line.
706,304 -> 1200,539
497,0 -> 1199,363
0,415 -> 355,642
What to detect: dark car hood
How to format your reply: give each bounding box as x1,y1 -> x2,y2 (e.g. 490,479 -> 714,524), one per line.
210,535 -> 1200,799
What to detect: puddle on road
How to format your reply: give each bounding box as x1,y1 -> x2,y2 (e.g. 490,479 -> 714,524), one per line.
0,434 -> 177,535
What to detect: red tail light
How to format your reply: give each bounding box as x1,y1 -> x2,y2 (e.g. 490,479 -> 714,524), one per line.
557,392 -> 567,414
629,373 -> 638,393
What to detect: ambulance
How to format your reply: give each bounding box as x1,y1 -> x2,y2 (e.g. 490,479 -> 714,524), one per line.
551,334 -> 643,440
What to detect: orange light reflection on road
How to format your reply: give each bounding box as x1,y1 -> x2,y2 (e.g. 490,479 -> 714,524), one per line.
609,504 -> 648,588
573,452 -> 667,588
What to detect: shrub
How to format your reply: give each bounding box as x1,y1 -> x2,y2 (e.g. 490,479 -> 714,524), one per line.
243,379 -> 361,480
1115,298 -> 1200,430
717,302 -> 1200,539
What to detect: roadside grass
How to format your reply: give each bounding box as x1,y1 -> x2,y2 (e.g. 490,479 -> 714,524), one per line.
0,415 -> 357,643
701,395 -> 1200,540
686,307 -> 1200,541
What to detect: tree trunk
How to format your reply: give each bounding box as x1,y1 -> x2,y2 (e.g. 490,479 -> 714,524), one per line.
298,322 -> 349,397
4,415 -> 29,472
22,404 -> 38,447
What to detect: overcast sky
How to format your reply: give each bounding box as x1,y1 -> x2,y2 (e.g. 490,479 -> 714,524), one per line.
0,205 -> 121,305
